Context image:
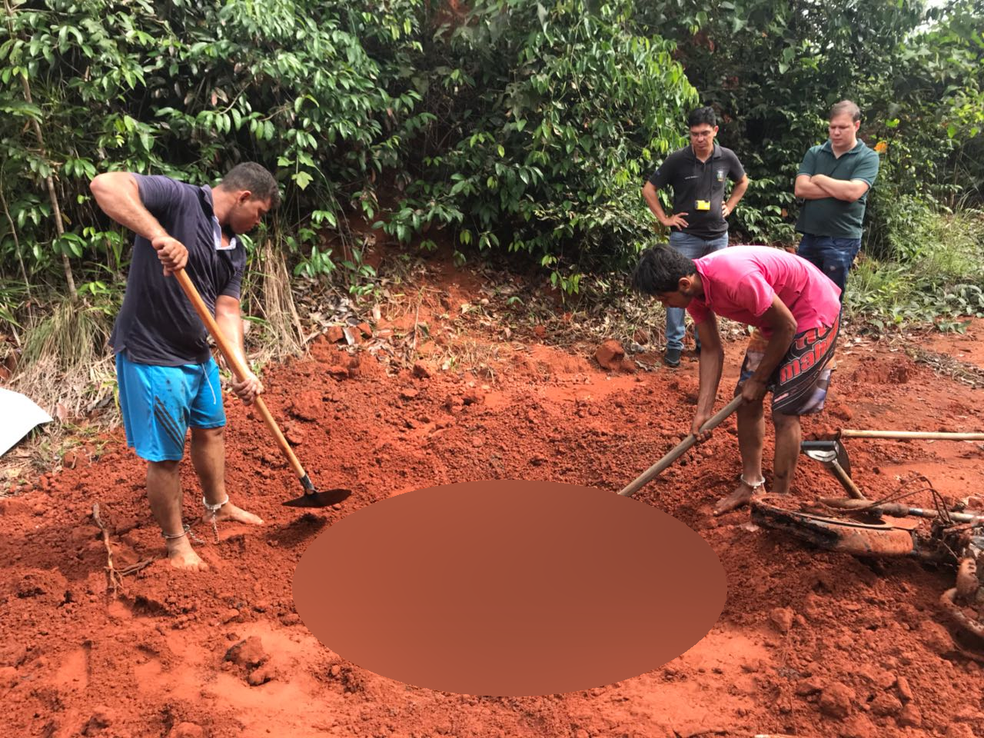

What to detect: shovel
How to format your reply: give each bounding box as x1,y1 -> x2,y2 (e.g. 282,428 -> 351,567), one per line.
174,269 -> 351,508
620,395 -> 743,498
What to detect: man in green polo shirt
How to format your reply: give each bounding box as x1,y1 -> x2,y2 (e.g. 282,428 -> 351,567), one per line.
794,100 -> 880,298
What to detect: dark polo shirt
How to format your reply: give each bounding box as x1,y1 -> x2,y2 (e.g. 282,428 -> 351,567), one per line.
110,175 -> 246,366
796,140 -> 880,239
648,143 -> 746,239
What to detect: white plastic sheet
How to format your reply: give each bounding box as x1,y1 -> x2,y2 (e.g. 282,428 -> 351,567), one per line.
0,387 -> 52,457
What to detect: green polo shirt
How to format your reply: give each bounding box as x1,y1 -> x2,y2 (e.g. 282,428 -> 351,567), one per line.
795,140 -> 880,239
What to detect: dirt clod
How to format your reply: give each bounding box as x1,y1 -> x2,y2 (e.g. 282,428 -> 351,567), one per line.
248,663 -> 277,686
595,340 -> 625,370
462,389 -> 484,406
918,621 -> 955,655
0,666 -> 17,690
81,707 -> 112,735
897,702 -> 922,728
167,723 -> 205,738
819,682 -> 854,719
224,636 -> 269,668
768,607 -> 795,633
870,692 -> 903,717
895,675 -> 913,702
291,391 -> 323,421
944,725 -> 976,738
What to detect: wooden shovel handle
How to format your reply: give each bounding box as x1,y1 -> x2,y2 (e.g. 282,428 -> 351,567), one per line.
173,268 -> 307,480
839,429 -> 984,441
619,395 -> 744,498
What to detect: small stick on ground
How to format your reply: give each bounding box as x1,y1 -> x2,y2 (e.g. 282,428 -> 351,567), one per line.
118,559 -> 154,577
410,293 -> 422,358
92,503 -> 124,596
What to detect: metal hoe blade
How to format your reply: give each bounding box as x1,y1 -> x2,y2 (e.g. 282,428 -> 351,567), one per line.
282,474 -> 353,508
800,440 -> 866,500
801,440 -> 852,476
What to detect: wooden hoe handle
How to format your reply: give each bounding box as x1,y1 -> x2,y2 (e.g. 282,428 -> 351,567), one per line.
173,269 -> 307,481
839,429 -> 984,441
619,395 -> 744,498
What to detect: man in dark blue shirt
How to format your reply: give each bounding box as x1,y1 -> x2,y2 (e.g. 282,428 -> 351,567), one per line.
643,107 -> 749,368
91,163 -> 278,571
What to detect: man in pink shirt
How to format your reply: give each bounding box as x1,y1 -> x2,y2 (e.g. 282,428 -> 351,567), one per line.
633,245 -> 842,514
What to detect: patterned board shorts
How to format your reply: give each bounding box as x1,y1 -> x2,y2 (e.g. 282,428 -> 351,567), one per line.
736,313 -> 840,416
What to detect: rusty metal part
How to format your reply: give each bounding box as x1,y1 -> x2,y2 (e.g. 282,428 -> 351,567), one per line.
956,558 -> 980,601
751,496 -> 917,557
819,498 -> 984,524
940,588 -> 984,640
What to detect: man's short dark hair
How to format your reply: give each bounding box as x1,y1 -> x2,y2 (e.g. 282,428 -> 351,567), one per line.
220,162 -> 280,207
632,245 -> 697,295
687,107 -> 717,129
829,100 -> 861,123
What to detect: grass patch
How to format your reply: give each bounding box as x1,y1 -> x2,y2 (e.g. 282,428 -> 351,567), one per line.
13,295 -> 116,419
243,239 -> 307,366
849,206 -> 984,333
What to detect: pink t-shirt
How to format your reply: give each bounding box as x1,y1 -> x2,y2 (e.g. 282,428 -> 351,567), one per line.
686,246 -> 841,336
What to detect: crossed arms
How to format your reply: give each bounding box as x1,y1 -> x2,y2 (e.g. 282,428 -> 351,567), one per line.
794,174 -> 869,203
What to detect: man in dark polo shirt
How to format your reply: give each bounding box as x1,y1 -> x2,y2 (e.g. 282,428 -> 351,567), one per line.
90,163 -> 278,571
643,107 -> 749,368
794,100 -> 880,298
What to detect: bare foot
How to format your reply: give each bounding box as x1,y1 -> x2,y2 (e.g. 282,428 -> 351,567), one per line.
713,479 -> 765,516
166,537 -> 209,571
207,502 -> 264,526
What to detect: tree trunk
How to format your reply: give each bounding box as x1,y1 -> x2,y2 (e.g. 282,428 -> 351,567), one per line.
16,54 -> 77,299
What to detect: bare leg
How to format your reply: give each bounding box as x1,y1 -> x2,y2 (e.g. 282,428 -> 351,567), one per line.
190,426 -> 264,525
714,398 -> 767,516
771,411 -> 801,496
146,460 -> 208,571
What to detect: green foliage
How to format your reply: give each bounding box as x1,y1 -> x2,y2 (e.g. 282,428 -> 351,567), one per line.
849,207 -> 984,330
0,0 -> 981,326
0,0 -> 429,294
379,0 -> 697,293
634,0 -> 983,247
339,245 -> 379,299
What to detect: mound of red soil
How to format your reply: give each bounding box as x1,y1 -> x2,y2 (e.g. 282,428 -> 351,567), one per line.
2,275 -> 984,737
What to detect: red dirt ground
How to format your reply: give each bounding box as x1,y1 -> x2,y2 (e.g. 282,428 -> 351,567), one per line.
2,264 -> 984,738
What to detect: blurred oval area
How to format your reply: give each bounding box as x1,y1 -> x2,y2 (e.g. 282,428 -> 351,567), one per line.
294,480 -> 727,696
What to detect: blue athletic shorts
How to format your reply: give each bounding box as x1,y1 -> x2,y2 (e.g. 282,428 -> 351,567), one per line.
116,352 -> 226,462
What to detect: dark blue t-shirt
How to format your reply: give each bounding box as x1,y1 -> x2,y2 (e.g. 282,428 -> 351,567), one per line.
109,175 -> 246,366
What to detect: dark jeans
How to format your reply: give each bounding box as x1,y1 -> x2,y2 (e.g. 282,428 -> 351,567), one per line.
796,234 -> 862,298
666,231 -> 728,350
